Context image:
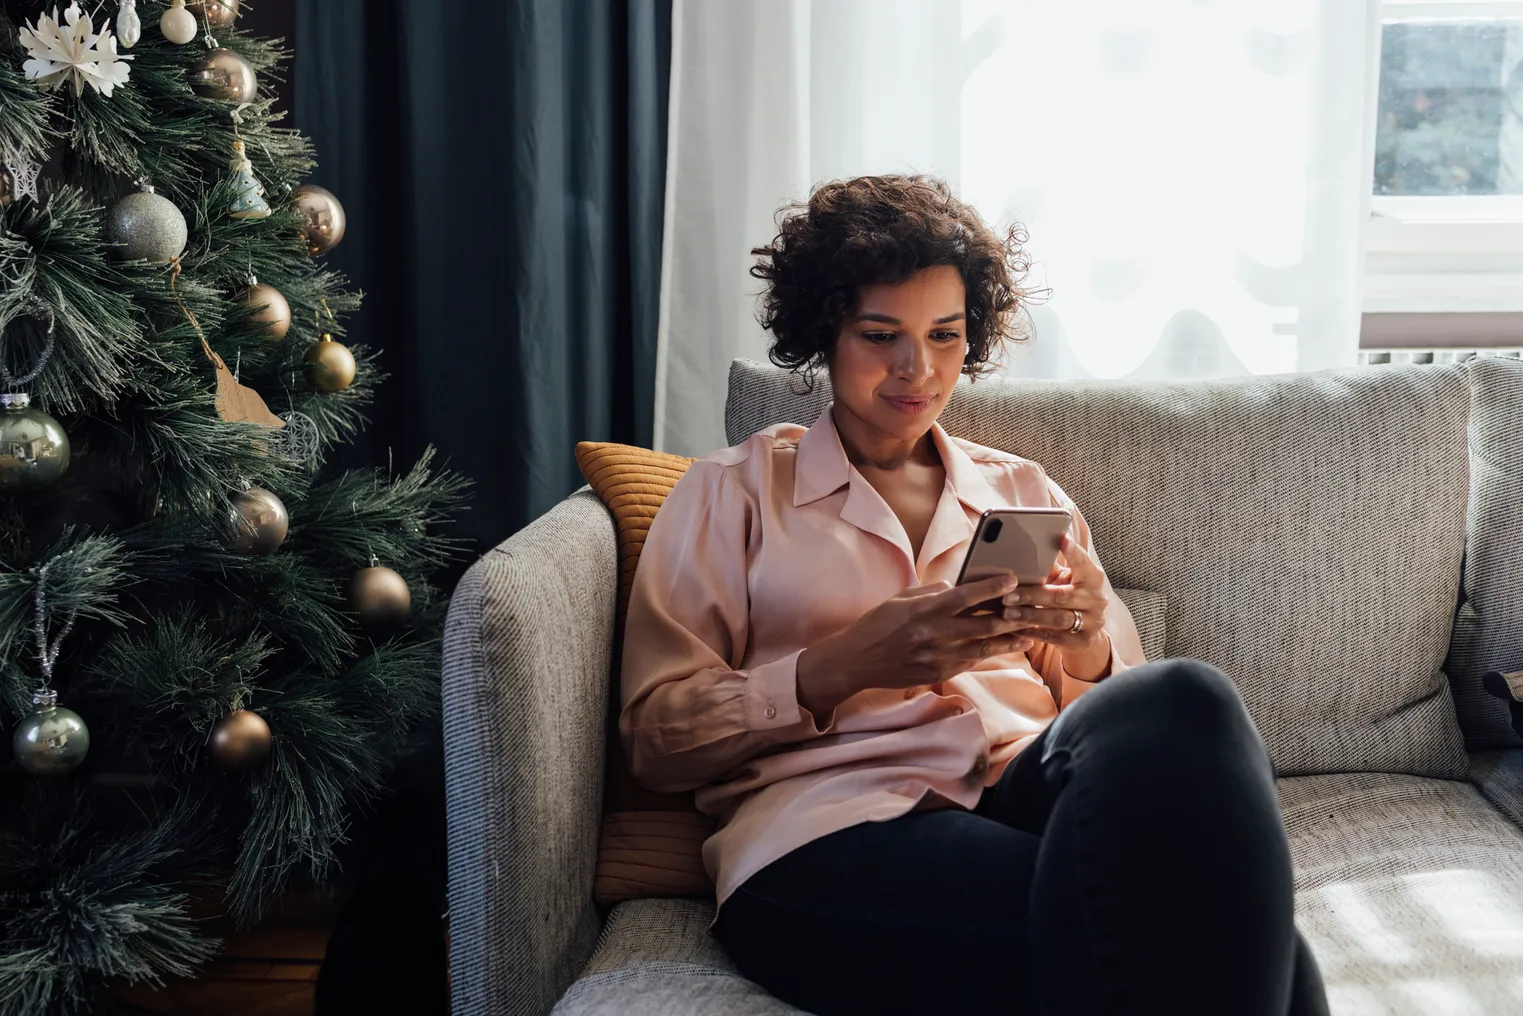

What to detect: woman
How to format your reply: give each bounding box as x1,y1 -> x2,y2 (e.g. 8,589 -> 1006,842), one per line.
621,176 -> 1328,1016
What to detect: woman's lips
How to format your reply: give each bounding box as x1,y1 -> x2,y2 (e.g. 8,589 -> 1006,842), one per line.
881,394 -> 936,414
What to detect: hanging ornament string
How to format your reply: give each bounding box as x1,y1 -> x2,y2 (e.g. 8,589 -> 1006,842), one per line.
30,559 -> 80,694
0,295 -> 58,390
168,257 -> 218,364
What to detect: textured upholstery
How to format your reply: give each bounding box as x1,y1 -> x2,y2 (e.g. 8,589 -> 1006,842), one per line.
726,359 -> 1472,779
1469,749 -> 1523,831
551,899 -> 804,1016
1445,356 -> 1523,748
1279,772 -> 1523,1014
552,773 -> 1523,1016
443,488 -> 616,1016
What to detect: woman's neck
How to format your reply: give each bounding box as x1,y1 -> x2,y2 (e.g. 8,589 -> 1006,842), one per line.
831,404 -> 938,472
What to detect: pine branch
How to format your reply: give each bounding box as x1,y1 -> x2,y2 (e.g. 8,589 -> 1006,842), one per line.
0,47 -> 54,158
0,788 -> 221,1016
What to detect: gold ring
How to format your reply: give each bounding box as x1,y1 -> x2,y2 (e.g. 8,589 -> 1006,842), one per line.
1069,610 -> 1085,635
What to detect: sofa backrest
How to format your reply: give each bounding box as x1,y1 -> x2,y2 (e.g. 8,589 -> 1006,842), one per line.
1447,356 -> 1523,748
725,358 -> 1474,779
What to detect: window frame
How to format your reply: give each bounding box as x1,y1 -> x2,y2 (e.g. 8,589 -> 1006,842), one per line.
1363,0 -> 1523,314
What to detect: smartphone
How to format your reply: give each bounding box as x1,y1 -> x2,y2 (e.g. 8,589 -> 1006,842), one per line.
955,507 -> 1072,614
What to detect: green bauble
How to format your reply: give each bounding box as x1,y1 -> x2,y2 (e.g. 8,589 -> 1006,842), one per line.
0,393 -> 70,494
13,689 -> 90,776
104,186 -> 188,263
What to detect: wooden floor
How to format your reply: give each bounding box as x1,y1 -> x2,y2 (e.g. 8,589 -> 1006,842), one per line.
106,892 -> 344,1016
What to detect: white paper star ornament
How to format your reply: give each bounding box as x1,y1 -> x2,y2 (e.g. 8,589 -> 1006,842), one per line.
20,2 -> 134,98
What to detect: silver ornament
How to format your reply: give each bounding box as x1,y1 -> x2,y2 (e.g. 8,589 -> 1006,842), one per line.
13,688 -> 90,776
116,0 -> 141,48
268,411 -> 320,469
223,486 -> 289,554
104,185 -> 188,263
0,393 -> 70,493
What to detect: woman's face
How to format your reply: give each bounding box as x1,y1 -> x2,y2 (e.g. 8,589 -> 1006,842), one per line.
828,265 -> 968,446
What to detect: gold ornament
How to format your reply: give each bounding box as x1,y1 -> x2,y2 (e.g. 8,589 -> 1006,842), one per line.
160,0 -> 197,44
189,0 -> 238,28
13,688 -> 90,776
290,184 -> 346,255
189,47 -> 257,102
350,563 -> 411,632
242,282 -> 291,341
209,708 -> 271,771
304,335 -> 356,393
223,486 -> 289,554
0,393 -> 70,493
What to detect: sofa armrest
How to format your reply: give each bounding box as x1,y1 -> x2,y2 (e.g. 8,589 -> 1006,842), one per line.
443,488 -> 617,1016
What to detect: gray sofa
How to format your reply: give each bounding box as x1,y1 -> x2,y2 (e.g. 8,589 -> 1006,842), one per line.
444,356 -> 1523,1016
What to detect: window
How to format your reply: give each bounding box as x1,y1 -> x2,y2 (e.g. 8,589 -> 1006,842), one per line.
1364,0 -> 1523,314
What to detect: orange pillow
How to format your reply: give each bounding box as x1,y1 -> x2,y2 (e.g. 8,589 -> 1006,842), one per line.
574,442 -> 717,905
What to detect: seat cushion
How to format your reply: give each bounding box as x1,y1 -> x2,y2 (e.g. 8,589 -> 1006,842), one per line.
1280,771 -> 1523,1014
551,899 -> 804,1015
727,358 -> 1472,778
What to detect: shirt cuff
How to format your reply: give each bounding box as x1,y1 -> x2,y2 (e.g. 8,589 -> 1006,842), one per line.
743,649 -> 833,732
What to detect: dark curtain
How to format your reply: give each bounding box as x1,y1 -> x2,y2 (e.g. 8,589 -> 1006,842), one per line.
290,4 -> 671,1011
295,0 -> 671,556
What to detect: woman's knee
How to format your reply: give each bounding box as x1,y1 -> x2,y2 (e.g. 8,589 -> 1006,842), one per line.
1099,658 -> 1253,734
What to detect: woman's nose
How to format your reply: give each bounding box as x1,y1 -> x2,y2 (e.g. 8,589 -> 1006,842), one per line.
895,339 -> 934,381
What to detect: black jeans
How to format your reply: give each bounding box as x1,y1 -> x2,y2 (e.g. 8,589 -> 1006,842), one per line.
714,659 -> 1330,1016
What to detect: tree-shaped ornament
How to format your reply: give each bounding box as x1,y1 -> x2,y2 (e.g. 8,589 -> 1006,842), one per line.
226,138 -> 270,220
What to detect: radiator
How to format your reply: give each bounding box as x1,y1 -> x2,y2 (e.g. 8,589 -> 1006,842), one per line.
1358,348 -> 1523,366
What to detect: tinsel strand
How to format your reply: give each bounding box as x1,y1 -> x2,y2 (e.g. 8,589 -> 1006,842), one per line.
0,296 -> 59,390
32,558 -> 80,691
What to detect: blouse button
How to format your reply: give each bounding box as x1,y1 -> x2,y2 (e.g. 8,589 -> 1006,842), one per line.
764,706 -> 777,720
953,707 -> 964,716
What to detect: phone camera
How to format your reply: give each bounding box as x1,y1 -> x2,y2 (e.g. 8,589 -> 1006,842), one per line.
983,519 -> 1003,543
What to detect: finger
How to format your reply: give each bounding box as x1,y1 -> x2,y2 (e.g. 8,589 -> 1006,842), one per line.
1059,532 -> 1102,580
940,614 -> 1038,643
932,573 -> 1019,613
902,580 -> 953,599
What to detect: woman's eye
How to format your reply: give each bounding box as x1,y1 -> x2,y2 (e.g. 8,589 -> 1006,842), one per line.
932,331 -> 962,342
863,331 -> 896,344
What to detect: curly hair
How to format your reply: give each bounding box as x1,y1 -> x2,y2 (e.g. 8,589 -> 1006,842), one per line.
749,175 -> 1034,379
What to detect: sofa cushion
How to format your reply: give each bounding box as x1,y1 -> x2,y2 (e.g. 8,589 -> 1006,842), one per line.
1469,749 -> 1523,832
1280,771 -> 1523,1014
727,359 -> 1471,778
556,777 -> 1523,1016
551,899 -> 805,1015
1445,355 -> 1523,748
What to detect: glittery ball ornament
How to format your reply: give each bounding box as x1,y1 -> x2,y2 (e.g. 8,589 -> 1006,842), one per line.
189,47 -> 257,102
223,486 -> 289,555
208,708 -> 271,771
0,393 -> 70,493
291,184 -> 346,255
13,689 -> 90,776
104,185 -> 187,263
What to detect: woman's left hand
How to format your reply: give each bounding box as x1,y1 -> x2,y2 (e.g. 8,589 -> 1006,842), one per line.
1002,531 -> 1111,665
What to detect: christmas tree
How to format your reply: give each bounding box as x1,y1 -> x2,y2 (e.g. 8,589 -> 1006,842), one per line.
0,3 -> 468,1012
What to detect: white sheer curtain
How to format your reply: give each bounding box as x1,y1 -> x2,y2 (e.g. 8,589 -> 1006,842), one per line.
654,0 -> 1382,456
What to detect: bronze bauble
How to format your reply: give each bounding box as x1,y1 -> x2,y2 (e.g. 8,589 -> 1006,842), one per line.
189,47 -> 257,102
0,393 -> 71,494
209,709 -> 271,771
242,282 -> 291,342
304,336 -> 356,393
189,0 -> 238,28
12,689 -> 90,776
290,184 -> 346,255
350,565 -> 411,631
224,486 -> 289,554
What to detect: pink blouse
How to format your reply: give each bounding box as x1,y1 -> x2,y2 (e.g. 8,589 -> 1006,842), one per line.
619,405 -> 1147,913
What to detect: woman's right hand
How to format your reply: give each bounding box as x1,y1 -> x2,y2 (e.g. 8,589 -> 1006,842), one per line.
795,574 -> 1034,717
